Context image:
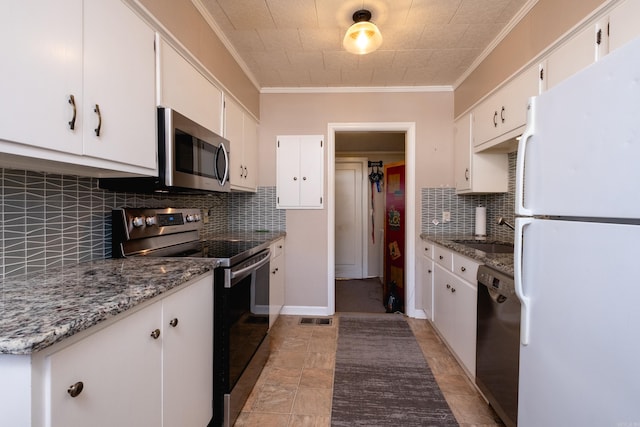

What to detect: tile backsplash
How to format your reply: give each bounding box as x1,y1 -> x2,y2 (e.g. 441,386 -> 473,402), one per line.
0,168 -> 283,279
421,152 -> 516,241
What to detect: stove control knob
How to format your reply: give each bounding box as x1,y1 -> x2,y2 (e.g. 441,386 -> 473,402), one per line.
132,216 -> 145,227
185,214 -> 195,223
145,216 -> 156,226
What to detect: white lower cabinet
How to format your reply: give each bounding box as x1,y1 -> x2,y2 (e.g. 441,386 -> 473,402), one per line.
421,240 -> 434,320
269,238 -> 285,328
43,274 -> 213,427
432,247 -> 480,378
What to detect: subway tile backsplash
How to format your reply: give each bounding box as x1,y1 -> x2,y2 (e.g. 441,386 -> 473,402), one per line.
0,168 -> 283,280
421,152 -> 516,242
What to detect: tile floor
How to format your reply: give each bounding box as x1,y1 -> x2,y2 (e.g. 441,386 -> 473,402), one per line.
235,314 -> 505,427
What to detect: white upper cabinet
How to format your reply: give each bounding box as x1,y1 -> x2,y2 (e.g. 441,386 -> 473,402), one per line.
156,37 -> 223,135
224,97 -> 258,192
276,135 -> 324,209
473,65 -> 539,151
540,24 -> 597,92
0,0 -> 157,176
607,0 -> 640,52
0,0 -> 83,156
82,0 -> 156,170
455,113 -> 508,194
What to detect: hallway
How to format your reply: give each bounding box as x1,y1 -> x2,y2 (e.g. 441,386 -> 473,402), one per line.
335,278 -> 386,313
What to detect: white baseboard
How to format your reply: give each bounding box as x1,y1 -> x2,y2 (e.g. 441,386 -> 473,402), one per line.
280,305 -> 333,317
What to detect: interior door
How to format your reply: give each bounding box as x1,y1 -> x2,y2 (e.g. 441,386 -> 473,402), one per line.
335,160 -> 365,278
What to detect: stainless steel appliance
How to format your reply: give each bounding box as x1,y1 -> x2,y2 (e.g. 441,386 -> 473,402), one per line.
100,108 -> 230,194
476,265 -> 520,427
111,208 -> 271,427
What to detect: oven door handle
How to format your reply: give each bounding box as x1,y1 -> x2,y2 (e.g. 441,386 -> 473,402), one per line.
227,251 -> 271,286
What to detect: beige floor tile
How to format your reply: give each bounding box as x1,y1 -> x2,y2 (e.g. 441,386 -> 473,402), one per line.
280,336 -> 311,352
299,367 -> 333,389
308,336 -> 337,353
446,393 -> 504,425
435,373 -> 477,396
252,383 -> 297,414
235,411 -> 291,427
292,387 -> 333,416
304,352 -> 335,370
268,350 -> 308,369
287,414 -> 331,427
263,366 -> 303,386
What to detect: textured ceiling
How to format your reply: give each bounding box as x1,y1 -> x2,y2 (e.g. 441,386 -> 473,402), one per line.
196,0 -> 529,89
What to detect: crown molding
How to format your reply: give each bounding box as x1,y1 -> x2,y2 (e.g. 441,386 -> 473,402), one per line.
260,85 -> 453,94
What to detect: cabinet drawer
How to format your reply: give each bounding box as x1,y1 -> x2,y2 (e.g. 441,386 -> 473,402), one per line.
434,246 -> 453,269
452,253 -> 481,285
270,238 -> 285,259
421,241 -> 434,259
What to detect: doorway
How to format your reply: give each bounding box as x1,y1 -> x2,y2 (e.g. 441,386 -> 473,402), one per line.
330,125 -> 414,314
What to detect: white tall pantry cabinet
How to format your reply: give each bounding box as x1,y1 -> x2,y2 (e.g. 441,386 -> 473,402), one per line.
276,135 -> 324,209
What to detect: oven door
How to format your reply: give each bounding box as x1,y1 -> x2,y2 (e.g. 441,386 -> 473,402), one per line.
213,249 -> 270,427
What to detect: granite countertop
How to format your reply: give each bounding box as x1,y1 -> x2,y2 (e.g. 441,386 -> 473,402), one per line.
0,257 -> 215,355
420,233 -> 514,277
206,231 -> 286,243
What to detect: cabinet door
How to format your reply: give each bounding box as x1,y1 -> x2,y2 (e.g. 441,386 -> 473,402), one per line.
269,248 -> 285,328
276,135 -> 324,209
162,277 -> 213,427
0,0 -> 83,154
298,135 -> 324,207
47,302 -> 162,427
447,276 -> 477,377
159,38 -> 223,135
433,264 -> 455,343
225,97 -> 246,186
82,0 -> 156,170
422,257 -> 434,320
454,114 -> 472,192
499,65 -> 539,134
544,24 -> 596,90
608,0 -> 640,52
243,115 -> 259,191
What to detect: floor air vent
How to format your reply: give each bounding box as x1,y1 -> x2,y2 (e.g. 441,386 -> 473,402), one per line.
299,317 -> 333,326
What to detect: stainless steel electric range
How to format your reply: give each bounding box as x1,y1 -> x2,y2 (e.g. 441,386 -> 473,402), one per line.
112,208 -> 271,427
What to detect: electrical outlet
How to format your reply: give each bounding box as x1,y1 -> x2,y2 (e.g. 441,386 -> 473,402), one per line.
442,211 -> 451,222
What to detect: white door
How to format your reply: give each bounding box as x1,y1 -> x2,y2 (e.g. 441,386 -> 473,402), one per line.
335,161 -> 365,278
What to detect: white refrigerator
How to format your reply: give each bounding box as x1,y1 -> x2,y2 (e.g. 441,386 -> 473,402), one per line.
514,35 -> 640,426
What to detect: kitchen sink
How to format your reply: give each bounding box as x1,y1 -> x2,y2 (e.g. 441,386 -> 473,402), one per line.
453,240 -> 514,254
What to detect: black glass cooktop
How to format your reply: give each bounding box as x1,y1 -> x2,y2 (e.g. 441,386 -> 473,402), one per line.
204,240 -> 266,259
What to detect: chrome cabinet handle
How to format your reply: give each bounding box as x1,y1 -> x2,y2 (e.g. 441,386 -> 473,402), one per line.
244,166 -> 248,178
439,255 -> 444,260
68,95 -> 77,130
302,176 -> 307,181
272,267 -> 278,274
461,266 -> 466,272
501,106 -> 506,123
293,177 -> 298,181
93,104 -> 102,136
150,329 -> 161,339
240,165 -> 244,177
451,287 -> 456,293
446,284 -> 451,289
493,111 -> 498,127
67,381 -> 84,398
427,269 -> 432,274
465,168 -> 469,181
169,318 -> 178,328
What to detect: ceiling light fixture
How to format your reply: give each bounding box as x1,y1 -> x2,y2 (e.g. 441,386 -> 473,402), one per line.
343,9 -> 382,55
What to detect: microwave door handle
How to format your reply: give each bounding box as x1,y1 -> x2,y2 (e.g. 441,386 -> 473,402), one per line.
216,143 -> 229,186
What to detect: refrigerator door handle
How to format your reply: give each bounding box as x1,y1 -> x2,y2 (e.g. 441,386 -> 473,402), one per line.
515,97 -> 536,217
514,217 -> 533,346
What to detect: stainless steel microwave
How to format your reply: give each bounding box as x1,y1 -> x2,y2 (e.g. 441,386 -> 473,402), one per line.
99,107 -> 230,194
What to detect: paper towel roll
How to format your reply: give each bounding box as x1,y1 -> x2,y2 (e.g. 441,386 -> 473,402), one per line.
475,207 -> 486,238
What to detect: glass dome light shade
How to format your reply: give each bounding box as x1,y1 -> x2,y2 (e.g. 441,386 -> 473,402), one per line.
343,21 -> 383,55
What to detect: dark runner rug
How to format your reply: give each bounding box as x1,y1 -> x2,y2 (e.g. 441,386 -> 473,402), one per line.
331,314 -> 458,427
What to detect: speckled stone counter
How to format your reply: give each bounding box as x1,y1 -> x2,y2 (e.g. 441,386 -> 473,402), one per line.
420,233 -> 514,277
207,231 -> 286,243
0,258 -> 215,355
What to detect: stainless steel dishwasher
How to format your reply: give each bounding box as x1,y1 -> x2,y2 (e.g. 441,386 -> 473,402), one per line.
476,265 -> 520,427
